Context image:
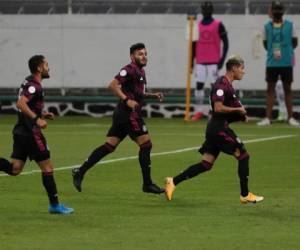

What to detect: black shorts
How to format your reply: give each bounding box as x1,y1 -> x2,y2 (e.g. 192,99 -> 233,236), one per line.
11,130 -> 50,162
266,66 -> 293,83
199,127 -> 245,158
107,111 -> 148,140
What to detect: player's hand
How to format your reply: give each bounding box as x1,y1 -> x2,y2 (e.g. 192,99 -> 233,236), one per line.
244,115 -> 249,123
36,118 -> 47,129
237,106 -> 247,115
154,92 -> 164,102
126,99 -> 139,110
42,111 -> 55,120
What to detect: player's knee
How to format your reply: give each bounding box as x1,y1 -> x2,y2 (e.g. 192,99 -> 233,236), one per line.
11,163 -> 23,176
235,150 -> 249,161
196,82 -> 205,90
42,169 -> 53,175
140,140 -> 152,150
201,160 -> 213,171
104,142 -> 116,153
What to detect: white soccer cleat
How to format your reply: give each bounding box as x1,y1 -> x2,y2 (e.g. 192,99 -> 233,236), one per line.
288,117 -> 299,126
257,118 -> 271,126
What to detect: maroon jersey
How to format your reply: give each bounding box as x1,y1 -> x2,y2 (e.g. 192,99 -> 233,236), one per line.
14,75 -> 44,134
115,62 -> 146,106
210,76 -> 245,124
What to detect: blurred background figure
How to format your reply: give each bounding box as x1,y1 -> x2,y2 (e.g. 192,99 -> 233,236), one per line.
191,1 -> 229,121
258,1 -> 299,126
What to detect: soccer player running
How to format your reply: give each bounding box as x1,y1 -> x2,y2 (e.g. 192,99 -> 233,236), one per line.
165,56 -> 264,204
72,43 -> 164,194
0,55 -> 74,214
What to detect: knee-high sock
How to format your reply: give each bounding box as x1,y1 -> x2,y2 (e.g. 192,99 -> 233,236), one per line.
79,143 -> 115,175
173,160 -> 213,186
42,172 -> 59,206
139,141 -> 153,186
238,153 -> 249,197
0,158 -> 14,175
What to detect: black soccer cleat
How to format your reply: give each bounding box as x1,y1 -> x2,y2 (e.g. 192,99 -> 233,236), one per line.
72,168 -> 83,192
143,183 -> 165,194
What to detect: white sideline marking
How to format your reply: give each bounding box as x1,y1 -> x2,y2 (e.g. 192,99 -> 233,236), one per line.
0,134 -> 295,177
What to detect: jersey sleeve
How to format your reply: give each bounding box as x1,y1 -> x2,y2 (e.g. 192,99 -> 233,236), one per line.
211,85 -> 226,103
19,83 -> 37,101
114,66 -> 133,85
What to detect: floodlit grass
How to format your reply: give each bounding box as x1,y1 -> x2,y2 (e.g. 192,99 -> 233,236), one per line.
0,115 -> 299,250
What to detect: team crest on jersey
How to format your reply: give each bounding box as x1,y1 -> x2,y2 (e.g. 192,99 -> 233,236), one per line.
216,89 -> 224,97
28,86 -> 36,94
120,69 -> 127,77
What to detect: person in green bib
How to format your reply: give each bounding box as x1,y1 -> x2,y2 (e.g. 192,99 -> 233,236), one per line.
258,1 -> 299,126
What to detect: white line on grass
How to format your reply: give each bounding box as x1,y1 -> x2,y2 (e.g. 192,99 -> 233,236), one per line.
0,134 -> 295,177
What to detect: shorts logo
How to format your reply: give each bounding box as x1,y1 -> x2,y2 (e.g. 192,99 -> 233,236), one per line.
28,86 -> 36,94
216,89 -> 224,97
142,125 -> 147,132
140,77 -> 144,81
120,69 -> 127,77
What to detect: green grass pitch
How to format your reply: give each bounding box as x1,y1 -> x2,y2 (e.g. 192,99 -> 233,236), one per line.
0,115 -> 299,250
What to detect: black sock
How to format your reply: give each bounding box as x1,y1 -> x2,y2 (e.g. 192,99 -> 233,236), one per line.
0,158 -> 14,175
173,161 -> 213,186
80,143 -> 115,175
139,141 -> 153,186
42,172 -> 59,206
238,154 -> 249,197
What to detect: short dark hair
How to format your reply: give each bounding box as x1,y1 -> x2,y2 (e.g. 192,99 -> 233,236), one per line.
271,1 -> 284,12
130,43 -> 145,54
201,1 -> 213,13
226,55 -> 244,71
28,55 -> 45,74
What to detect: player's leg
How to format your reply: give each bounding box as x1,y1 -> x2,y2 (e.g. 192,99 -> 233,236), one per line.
37,159 -> 73,214
192,64 -> 206,120
72,136 -> 120,192
0,134 -> 27,175
219,127 -> 263,204
233,148 -> 264,204
282,67 -> 299,126
0,158 -> 25,176
258,67 -> 278,125
275,80 -> 287,121
72,117 -> 126,192
133,133 -> 164,194
165,152 -> 216,201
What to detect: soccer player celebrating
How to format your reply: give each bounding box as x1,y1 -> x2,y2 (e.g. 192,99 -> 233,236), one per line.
72,43 -> 164,194
0,55 -> 74,214
165,56 -> 264,204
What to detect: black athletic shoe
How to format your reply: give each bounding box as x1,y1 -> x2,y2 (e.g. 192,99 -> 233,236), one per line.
143,183 -> 165,194
72,168 -> 83,192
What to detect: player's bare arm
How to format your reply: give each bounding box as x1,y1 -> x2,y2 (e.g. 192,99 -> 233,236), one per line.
108,78 -> 139,109
16,95 -> 47,129
214,101 -> 247,115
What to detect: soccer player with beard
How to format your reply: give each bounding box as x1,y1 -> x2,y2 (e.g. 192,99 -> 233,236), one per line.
0,55 -> 74,214
165,56 -> 264,204
72,43 -> 165,194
